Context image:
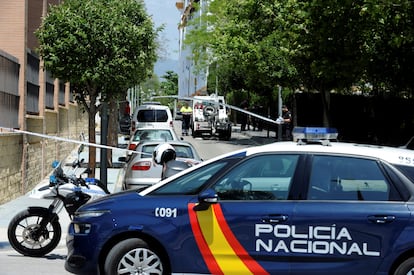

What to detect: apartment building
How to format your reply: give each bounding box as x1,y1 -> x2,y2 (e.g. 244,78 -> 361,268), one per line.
176,0 -> 208,98
0,0 -> 87,203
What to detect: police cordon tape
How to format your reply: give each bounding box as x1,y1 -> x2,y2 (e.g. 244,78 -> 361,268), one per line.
0,126 -> 150,156
152,95 -> 285,125
0,96 -> 283,157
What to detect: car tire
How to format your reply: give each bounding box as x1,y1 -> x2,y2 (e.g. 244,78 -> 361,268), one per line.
104,238 -> 165,275
394,257 -> 414,275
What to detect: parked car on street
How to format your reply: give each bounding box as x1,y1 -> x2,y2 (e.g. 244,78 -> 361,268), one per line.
122,140 -> 202,190
125,127 -> 180,158
66,127 -> 414,275
118,114 -> 131,135
131,103 -> 173,132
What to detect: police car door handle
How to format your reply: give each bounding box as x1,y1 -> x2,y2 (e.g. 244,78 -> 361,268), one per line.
262,215 -> 288,223
368,215 -> 396,224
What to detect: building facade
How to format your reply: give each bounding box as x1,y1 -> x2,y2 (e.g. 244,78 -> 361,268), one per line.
0,0 -> 87,204
176,0 -> 209,98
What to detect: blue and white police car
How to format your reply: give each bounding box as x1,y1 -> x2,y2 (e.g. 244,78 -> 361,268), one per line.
65,128 -> 414,275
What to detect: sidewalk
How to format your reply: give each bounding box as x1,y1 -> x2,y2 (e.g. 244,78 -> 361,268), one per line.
234,124 -> 279,145
0,133 -> 128,250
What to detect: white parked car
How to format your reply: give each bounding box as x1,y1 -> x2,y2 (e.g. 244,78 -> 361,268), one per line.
131,103 -> 173,132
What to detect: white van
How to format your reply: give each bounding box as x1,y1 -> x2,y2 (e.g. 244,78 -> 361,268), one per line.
131,104 -> 173,132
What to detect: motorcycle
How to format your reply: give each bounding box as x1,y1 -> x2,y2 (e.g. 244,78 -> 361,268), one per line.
7,144 -> 110,257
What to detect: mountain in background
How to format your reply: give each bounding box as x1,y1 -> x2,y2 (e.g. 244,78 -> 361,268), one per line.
144,0 -> 180,80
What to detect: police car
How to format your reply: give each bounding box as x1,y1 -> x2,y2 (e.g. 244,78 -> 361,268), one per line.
65,127 -> 414,275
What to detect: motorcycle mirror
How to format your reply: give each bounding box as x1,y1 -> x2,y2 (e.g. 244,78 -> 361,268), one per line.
84,167 -> 92,174
52,160 -> 60,168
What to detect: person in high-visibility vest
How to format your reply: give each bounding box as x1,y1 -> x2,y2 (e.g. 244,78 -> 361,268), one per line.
180,102 -> 192,136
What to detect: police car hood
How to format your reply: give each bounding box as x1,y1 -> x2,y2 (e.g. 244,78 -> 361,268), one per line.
76,190 -> 142,212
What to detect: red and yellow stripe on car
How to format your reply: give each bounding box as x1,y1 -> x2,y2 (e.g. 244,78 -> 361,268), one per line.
188,203 -> 268,275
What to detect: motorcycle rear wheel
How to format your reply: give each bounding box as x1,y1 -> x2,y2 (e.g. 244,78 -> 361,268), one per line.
7,207 -> 62,257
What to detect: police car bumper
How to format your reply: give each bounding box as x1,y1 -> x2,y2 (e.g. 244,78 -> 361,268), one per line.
65,236 -> 99,275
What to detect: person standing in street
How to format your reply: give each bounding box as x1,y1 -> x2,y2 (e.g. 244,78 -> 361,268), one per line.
281,105 -> 292,140
240,100 -> 249,131
180,101 -> 192,136
124,101 -> 131,116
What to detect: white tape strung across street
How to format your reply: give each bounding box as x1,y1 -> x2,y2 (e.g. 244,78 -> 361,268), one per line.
152,95 -> 282,124
0,126 -> 147,156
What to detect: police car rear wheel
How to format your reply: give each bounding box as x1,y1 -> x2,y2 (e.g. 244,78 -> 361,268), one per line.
104,238 -> 164,275
393,257 -> 414,275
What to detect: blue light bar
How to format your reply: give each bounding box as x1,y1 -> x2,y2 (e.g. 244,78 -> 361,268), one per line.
292,127 -> 338,141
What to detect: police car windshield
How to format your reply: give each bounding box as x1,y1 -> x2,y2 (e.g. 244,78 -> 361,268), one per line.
149,159 -> 235,195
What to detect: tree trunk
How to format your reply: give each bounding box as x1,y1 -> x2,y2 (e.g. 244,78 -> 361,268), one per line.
107,99 -> 119,167
320,89 -> 331,127
87,93 -> 98,178
88,109 -> 97,178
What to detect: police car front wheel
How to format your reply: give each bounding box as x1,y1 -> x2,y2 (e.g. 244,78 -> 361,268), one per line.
393,257 -> 414,275
104,238 -> 165,275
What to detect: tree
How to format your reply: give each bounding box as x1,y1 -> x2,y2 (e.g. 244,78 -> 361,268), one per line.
185,0 -> 299,111
140,74 -> 161,103
160,71 -> 178,95
36,0 -> 159,176
159,71 -> 179,110
287,0 -> 369,126
361,0 -> 414,96
186,0 -> 414,128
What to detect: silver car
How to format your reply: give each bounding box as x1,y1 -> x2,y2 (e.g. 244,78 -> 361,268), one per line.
125,127 -> 180,158
122,140 -> 202,190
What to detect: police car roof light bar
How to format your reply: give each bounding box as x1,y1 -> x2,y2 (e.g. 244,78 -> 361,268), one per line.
293,127 -> 338,145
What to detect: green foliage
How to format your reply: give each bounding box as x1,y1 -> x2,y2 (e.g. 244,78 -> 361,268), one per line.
35,0 -> 160,172
288,0 -> 369,93
185,0 -> 414,99
139,74 -> 161,103
360,0 -> 414,95
36,0 -> 159,101
160,71 -> 178,96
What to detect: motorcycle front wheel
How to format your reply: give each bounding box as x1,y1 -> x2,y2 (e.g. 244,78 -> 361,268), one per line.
7,207 -> 62,257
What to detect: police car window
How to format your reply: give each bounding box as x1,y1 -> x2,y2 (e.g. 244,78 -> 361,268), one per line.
308,156 -> 390,201
395,165 -> 414,183
212,154 -> 298,200
150,160 -> 232,195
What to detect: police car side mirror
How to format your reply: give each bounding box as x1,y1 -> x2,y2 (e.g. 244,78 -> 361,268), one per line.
194,189 -> 218,211
198,189 -> 218,204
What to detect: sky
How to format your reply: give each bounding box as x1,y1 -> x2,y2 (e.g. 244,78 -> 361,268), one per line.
144,0 -> 181,61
